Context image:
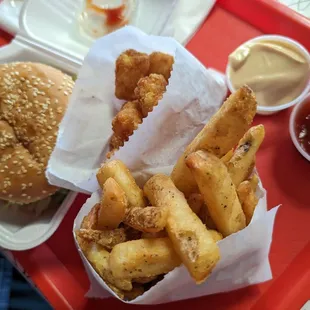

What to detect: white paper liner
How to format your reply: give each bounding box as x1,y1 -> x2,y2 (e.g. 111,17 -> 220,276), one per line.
46,26 -> 227,193
73,185 -> 279,304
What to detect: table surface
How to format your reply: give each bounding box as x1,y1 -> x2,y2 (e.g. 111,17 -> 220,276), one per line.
1,3 -> 310,309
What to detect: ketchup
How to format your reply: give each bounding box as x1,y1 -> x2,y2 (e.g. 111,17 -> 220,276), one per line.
86,0 -> 126,28
295,99 -> 310,155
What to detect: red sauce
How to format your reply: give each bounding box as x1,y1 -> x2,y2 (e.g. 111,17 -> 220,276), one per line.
86,0 -> 127,27
295,99 -> 310,155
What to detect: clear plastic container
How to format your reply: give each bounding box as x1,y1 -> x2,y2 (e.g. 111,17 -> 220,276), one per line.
289,93 -> 310,162
226,35 -> 310,115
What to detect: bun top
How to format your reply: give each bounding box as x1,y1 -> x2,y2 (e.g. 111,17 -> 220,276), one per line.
0,62 -> 74,204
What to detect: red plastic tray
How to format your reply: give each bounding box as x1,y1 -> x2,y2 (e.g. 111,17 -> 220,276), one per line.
3,0 -> 310,309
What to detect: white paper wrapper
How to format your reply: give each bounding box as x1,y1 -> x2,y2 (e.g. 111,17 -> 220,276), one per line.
46,26 -> 227,193
74,185 -> 279,304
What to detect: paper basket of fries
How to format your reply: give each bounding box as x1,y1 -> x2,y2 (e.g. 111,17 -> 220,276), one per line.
47,26 -> 279,304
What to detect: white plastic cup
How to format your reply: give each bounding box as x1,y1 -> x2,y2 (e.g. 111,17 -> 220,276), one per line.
289,92 -> 310,162
226,35 -> 310,115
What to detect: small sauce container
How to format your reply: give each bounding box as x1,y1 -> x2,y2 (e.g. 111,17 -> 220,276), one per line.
226,35 -> 310,115
290,93 -> 310,161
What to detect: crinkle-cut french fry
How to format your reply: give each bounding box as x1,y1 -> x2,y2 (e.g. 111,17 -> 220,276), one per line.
186,151 -> 246,237
171,86 -> 257,197
237,180 -> 259,225
227,125 -> 265,187
144,174 -> 220,284
109,238 -> 181,280
124,206 -> 168,233
81,203 -> 100,229
76,228 -> 127,251
98,177 -> 127,230
187,193 -> 204,215
97,160 -> 146,208
76,236 -> 132,291
208,229 -> 223,242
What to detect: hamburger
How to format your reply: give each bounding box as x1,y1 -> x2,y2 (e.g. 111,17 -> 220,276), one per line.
0,62 -> 74,206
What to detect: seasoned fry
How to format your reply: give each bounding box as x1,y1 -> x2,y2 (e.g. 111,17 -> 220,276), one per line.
221,149 -> 234,165
227,125 -> 265,187
144,174 -> 220,284
97,160 -> 146,208
198,205 -> 217,230
124,206 -> 168,233
109,238 -> 181,279
81,203 -> 100,229
249,173 -> 259,192
171,86 -> 257,197
237,180 -> 259,225
186,151 -> 246,237
187,193 -> 204,215
208,230 -> 223,242
115,49 -> 150,100
76,228 -> 127,251
134,74 -> 167,117
98,178 -> 127,230
149,52 -> 174,81
76,236 -> 132,292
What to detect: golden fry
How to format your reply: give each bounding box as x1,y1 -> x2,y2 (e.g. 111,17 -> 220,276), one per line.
124,206 -> 168,233
171,86 -> 257,197
237,180 -> 259,225
115,49 -> 150,100
144,174 -> 220,284
81,203 -> 100,229
187,193 -> 204,215
97,160 -> 146,208
227,125 -> 265,187
221,149 -> 234,165
186,151 -> 246,237
149,52 -> 174,81
248,173 -> 259,192
134,73 -> 167,117
98,178 -> 127,230
76,236 -> 132,291
208,230 -> 223,242
76,228 -> 127,251
109,238 -> 181,280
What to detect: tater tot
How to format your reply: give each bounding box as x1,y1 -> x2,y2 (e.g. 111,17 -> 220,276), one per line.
149,52 -> 174,81
115,49 -> 150,100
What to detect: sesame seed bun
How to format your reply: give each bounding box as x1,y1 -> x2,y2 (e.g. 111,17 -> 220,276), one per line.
0,62 -> 74,204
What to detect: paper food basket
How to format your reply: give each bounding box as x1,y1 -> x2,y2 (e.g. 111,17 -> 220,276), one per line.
46,26 -> 280,304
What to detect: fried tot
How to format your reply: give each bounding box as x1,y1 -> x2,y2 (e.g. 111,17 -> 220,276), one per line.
149,52 -> 174,81
76,236 -> 132,291
81,203 -> 100,229
115,49 -> 150,100
186,151 -> 246,237
237,180 -> 259,225
227,125 -> 265,187
124,206 -> 168,233
76,228 -> 127,251
171,86 -> 257,197
134,73 -> 167,117
109,238 -> 181,280
187,193 -> 204,215
97,160 -> 146,208
144,174 -> 220,284
98,178 -> 127,230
